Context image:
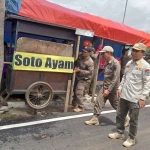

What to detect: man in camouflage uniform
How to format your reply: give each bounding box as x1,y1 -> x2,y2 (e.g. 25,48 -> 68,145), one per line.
85,46 -> 121,125
84,44 -> 102,97
72,46 -> 94,112
144,48 -> 150,64
120,48 -> 130,81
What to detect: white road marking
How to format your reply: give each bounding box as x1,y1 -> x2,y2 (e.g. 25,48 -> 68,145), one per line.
0,105 -> 150,131
145,104 -> 150,108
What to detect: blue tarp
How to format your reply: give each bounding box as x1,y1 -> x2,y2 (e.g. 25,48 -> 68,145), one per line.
6,0 -> 22,14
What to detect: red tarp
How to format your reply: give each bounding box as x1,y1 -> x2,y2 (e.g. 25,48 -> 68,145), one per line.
18,0 -> 150,46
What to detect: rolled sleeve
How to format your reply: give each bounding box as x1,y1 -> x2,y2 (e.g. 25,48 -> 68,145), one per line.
79,65 -> 94,76
108,62 -> 120,92
140,68 -> 150,100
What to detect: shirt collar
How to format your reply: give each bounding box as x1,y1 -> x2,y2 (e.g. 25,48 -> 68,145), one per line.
131,58 -> 143,69
81,56 -> 90,60
131,58 -> 143,65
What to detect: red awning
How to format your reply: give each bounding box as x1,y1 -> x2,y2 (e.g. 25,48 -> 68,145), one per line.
18,0 -> 150,46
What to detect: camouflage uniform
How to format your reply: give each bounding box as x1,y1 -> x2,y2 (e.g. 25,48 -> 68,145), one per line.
120,55 -> 130,80
144,55 -> 150,64
72,54 -> 94,108
84,50 -> 99,95
94,57 -> 120,115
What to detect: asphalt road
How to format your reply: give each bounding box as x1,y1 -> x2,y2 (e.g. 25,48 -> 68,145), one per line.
0,101 -> 150,150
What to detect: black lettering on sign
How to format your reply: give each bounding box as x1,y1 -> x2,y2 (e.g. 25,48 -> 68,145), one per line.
15,54 -> 22,66
58,60 -> 64,69
52,60 -> 58,69
45,58 -> 52,68
31,57 -> 35,67
35,58 -> 42,67
65,61 -> 74,69
23,57 -> 30,66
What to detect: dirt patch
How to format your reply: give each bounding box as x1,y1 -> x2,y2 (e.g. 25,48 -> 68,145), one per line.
0,112 -> 14,120
0,93 -> 95,121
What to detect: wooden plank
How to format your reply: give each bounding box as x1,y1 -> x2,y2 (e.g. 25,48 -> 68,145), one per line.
64,80 -> 71,112
16,37 -> 73,57
91,39 -> 104,102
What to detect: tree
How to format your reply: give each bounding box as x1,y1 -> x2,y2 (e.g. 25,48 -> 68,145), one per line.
0,0 -> 5,106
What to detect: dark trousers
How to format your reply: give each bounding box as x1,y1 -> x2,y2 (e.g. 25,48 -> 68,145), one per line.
94,88 -> 118,116
116,98 -> 140,139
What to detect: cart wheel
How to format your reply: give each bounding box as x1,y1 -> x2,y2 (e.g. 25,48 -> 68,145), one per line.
25,81 -> 53,109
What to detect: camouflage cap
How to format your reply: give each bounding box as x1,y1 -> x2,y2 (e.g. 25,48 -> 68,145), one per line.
83,46 -> 93,52
100,46 -> 114,53
132,43 -> 147,51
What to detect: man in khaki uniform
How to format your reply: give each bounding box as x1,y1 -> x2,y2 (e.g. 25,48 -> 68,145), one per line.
72,46 -> 94,112
109,43 -> 150,148
85,46 -> 130,126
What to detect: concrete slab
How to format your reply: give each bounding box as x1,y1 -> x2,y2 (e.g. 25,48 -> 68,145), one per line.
7,101 -> 26,108
0,106 -> 9,114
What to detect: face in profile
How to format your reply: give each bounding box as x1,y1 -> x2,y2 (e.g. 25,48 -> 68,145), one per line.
101,52 -> 111,61
131,49 -> 144,61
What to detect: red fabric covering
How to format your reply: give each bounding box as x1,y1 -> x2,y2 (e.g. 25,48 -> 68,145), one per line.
19,0 -> 150,46
99,57 -> 121,69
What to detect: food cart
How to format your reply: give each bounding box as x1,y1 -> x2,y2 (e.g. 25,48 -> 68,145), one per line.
2,7 -> 96,111
1,15 -> 79,112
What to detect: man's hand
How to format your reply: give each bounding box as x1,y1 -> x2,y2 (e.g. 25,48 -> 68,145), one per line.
95,44 -> 103,54
103,90 -> 110,97
97,44 -> 103,50
117,90 -> 121,99
138,99 -> 145,108
74,67 -> 80,73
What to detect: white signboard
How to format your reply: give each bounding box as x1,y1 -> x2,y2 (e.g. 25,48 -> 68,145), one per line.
75,28 -> 94,37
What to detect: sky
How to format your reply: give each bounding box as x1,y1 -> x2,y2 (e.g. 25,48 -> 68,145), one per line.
47,0 -> 150,33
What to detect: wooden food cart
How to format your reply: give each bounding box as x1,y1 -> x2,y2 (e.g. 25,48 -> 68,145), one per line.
1,15 -> 79,112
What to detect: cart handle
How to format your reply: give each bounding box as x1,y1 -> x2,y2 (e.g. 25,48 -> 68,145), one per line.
4,62 -> 12,65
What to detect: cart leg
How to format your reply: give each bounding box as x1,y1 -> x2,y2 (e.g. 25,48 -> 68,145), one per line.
0,89 -> 10,107
32,109 -> 38,115
64,80 -> 71,112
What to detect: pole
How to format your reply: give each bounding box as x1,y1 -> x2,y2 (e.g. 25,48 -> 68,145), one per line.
91,38 -> 104,102
123,0 -> 128,24
69,35 -> 81,105
64,80 -> 71,112
0,0 -> 5,107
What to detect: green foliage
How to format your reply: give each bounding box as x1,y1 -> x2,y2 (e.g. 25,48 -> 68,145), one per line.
146,48 -> 150,55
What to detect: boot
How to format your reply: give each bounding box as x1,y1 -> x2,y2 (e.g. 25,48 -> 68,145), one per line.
123,137 -> 135,147
70,104 -> 78,109
84,94 -> 91,98
85,115 -> 99,125
108,133 -> 125,140
73,107 -> 84,112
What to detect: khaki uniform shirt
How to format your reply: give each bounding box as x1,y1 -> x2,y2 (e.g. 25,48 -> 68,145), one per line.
118,58 -> 150,102
75,55 -> 94,81
103,57 -> 120,92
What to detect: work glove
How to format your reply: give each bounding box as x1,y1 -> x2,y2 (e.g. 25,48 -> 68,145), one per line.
96,44 -> 103,54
